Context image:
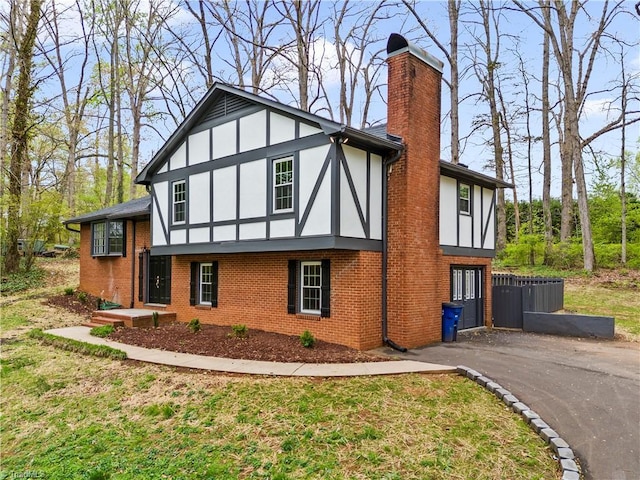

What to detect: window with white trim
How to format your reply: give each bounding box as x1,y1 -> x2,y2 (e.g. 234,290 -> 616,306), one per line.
190,261 -> 218,307
173,180 -> 186,224
459,183 -> 470,215
92,220 -> 125,256
301,261 -> 322,314
288,260 -> 330,317
273,157 -> 293,212
200,263 -> 213,305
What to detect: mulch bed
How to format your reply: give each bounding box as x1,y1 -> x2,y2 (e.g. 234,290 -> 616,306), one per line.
109,323 -> 390,364
46,292 -> 101,316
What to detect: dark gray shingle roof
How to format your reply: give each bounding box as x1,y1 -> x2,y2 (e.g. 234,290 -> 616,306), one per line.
64,196 -> 151,225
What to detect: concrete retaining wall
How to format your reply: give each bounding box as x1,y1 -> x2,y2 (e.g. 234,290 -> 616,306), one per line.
523,312 -> 614,339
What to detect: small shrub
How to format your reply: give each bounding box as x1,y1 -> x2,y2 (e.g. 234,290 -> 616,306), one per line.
90,324 -> 115,338
229,324 -> 248,338
77,291 -> 88,303
64,287 -> 74,296
300,330 -> 315,348
188,318 -> 201,333
152,311 -> 159,328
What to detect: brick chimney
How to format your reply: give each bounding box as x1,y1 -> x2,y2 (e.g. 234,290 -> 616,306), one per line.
385,33 -> 444,348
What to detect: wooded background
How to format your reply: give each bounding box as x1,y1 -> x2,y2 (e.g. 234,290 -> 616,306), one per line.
1,0 -> 639,273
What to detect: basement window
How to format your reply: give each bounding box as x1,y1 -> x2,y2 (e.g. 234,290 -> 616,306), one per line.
91,220 -> 125,257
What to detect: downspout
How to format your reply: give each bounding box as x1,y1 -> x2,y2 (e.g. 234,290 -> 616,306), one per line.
382,148 -> 407,352
64,223 -> 81,233
130,220 -> 136,308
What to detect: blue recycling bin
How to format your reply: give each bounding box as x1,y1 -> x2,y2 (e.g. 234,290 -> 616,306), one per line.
442,302 -> 464,342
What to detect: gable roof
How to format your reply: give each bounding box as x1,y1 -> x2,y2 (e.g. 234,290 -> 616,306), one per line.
63,196 -> 151,225
135,83 -> 402,185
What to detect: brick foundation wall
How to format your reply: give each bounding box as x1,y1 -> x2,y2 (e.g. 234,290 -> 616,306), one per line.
168,250 -> 382,351
78,220 -> 150,308
79,221 -> 384,350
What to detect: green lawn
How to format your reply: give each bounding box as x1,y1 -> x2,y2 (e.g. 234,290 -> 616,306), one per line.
0,334 -> 559,479
1,259 -> 559,479
565,284 -> 640,339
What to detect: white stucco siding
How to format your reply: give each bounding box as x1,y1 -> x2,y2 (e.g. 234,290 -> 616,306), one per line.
459,215 -> 472,247
340,162 -> 365,238
473,185 -> 482,248
171,229 -> 186,245
269,113 -> 296,145
239,110 -> 267,152
482,188 -> 495,249
212,121 -> 237,159
189,227 -> 210,243
439,176 -> 457,246
239,159 -> 266,219
213,166 -> 237,222
342,145 -> 368,214
270,218 -> 295,238
299,122 -> 322,137
157,161 -> 168,174
301,169 -> 331,236
170,142 -> 186,170
239,222 -> 266,240
152,181 -> 168,246
188,130 -> 210,165
189,172 -> 210,224
213,225 -> 236,242
298,144 -> 331,217
369,154 -> 383,240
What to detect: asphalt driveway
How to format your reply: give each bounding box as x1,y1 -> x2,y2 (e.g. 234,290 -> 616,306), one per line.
380,330 -> 640,480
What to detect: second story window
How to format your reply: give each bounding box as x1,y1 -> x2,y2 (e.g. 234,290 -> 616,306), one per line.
459,183 -> 470,215
173,180 -> 186,224
273,157 -> 293,212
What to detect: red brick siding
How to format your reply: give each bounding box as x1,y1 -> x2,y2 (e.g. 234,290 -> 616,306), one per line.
168,250 -> 382,350
78,220 -> 150,307
385,51 -> 445,348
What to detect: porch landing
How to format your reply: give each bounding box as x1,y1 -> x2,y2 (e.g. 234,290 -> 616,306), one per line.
82,309 -> 176,329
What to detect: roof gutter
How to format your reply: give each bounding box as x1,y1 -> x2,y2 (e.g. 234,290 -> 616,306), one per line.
64,223 -> 81,233
382,146 -> 407,353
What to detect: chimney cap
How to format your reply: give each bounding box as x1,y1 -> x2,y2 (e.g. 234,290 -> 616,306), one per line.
386,33 -> 444,73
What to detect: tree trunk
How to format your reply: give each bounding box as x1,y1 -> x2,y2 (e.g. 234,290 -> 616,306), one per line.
541,27 -> 553,263
448,0 -> 460,164
4,0 -> 42,274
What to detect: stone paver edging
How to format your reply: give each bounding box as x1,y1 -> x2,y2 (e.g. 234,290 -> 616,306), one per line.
457,365 -> 581,480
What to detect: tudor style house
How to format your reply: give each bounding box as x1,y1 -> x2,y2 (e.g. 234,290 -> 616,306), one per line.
64,34 -> 510,350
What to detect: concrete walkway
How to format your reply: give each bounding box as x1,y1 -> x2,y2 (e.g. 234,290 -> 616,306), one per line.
44,326 -> 455,377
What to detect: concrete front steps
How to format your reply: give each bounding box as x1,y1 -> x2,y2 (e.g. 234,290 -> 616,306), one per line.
82,309 -> 176,329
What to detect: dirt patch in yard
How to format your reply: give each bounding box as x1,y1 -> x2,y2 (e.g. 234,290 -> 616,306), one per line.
45,292 -> 100,317
109,323 -> 390,364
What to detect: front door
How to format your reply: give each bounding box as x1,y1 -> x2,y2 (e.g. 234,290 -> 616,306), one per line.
148,255 -> 171,304
452,267 -> 483,329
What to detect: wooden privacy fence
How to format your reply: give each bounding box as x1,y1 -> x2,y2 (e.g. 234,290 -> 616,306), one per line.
492,274 -> 564,329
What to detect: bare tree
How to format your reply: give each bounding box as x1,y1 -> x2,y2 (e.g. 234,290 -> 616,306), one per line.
122,0 -> 178,199
466,0 -> 508,252
38,0 -> 94,215
273,0 -> 325,112
514,0 -> 633,271
331,0 -> 391,127
541,25 -> 553,263
404,0 -> 462,164
4,0 -> 42,274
